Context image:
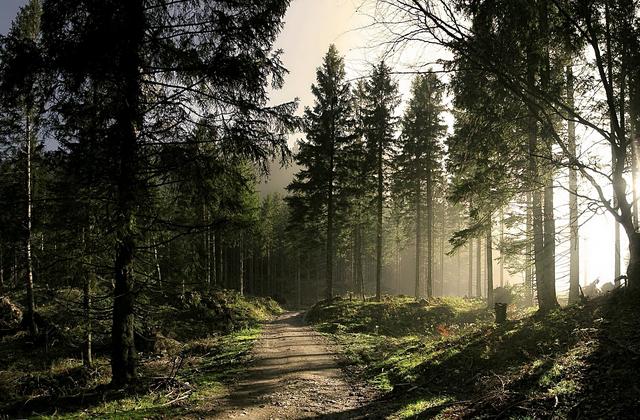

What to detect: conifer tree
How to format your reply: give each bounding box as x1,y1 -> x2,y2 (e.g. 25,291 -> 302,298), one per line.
287,45 -> 353,300
361,61 -> 399,301
42,0 -> 295,386
0,0 -> 45,338
394,72 -> 446,299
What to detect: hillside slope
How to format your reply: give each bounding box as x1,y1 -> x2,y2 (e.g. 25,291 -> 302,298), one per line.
307,292 -> 640,418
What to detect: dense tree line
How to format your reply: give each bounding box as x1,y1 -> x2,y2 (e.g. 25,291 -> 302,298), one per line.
287,45 -> 482,304
369,0 -> 640,309
287,0 -> 640,313
0,0 -> 297,386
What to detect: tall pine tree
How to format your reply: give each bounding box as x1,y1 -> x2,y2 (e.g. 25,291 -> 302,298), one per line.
287,45 -> 353,300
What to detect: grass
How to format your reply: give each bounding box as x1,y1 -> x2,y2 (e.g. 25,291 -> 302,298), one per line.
0,289 -> 281,419
307,291 -> 640,418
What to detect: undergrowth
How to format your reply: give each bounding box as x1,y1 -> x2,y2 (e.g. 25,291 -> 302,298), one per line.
308,292 -> 640,419
0,289 -> 281,418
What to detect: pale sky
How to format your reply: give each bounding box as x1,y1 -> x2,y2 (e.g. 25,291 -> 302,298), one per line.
0,0 -> 25,35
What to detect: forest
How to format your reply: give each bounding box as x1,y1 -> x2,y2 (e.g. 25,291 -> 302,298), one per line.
0,0 -> 639,419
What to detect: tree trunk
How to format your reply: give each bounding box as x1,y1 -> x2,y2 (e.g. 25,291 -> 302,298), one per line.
539,0 -> 558,310
604,0 -> 623,286
12,251 -> 17,288
224,247 -> 229,289
305,254 -> 311,305
395,238 -> 400,294
499,210 -> 504,287
296,252 -> 301,307
475,237 -> 481,297
527,44 -> 553,311
82,228 -> 93,367
456,245 -> 461,296
567,64 -> 580,304
376,137 -> 383,301
214,230 -> 221,287
440,201 -> 445,296
356,226 -> 364,300
628,231 -> 640,289
468,234 -> 473,297
111,1 -> 144,386
25,113 -> 37,338
426,166 -> 433,298
0,243 -> 4,293
112,238 -> 136,386
154,245 -> 162,292
631,57 -> 639,227
542,167 -> 557,304
326,160 -> 334,301
315,250 -> 320,302
239,240 -> 244,296
415,184 -> 422,299
486,218 -> 494,308
204,208 -> 211,289
83,269 -> 93,367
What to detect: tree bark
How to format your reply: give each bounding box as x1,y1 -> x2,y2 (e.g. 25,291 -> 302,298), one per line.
486,217 -> 494,308
526,42 -> 554,311
499,210 -> 504,287
0,242 -> 4,293
567,64 -> 580,304
415,183 -> 422,299
326,151 -> 335,300
540,0 -> 558,310
83,269 -> 93,367
214,231 -> 221,288
356,226 -> 364,300
631,58 -> 639,227
112,238 -> 136,386
204,208 -> 211,289
475,237 -> 481,298
542,167 -> 557,304
468,231 -> 473,297
25,112 -> 37,338
376,134 -> 383,301
111,1 -> 144,386
440,201 -> 445,296
154,245 -> 162,291
426,165 -> 433,298
525,194 -> 533,305
239,240 -> 244,296
296,252 -> 301,307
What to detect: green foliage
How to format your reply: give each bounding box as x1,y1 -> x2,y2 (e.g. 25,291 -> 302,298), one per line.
307,296 -> 490,337
310,291 -> 640,418
0,289 -> 281,418
393,71 -> 447,211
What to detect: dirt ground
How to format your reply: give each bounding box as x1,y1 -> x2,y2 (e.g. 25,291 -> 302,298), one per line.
206,311 -> 382,419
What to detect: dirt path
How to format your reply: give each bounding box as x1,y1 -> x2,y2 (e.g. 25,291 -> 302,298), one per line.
208,312 -> 379,419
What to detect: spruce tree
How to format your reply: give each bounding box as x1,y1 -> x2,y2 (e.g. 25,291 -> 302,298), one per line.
361,61 -> 399,301
42,0 -> 295,386
394,72 -> 446,299
0,0 -> 45,338
287,45 -> 353,300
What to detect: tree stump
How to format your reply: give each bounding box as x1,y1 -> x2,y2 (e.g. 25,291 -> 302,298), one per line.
494,303 -> 508,324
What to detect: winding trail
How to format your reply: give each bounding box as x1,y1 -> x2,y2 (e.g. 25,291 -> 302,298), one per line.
209,311 -> 379,419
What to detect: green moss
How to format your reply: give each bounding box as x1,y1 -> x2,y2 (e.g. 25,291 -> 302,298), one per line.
310,293 -> 640,418
395,395 -> 454,419
2,290 -> 280,419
